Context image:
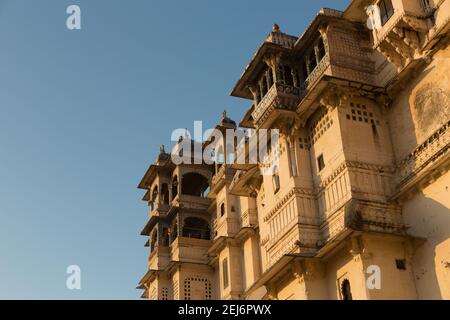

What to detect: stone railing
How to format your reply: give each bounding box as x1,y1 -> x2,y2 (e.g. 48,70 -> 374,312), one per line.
304,52 -> 330,88
251,83 -> 303,126
240,208 -> 258,228
396,121 -> 449,188
170,237 -> 211,264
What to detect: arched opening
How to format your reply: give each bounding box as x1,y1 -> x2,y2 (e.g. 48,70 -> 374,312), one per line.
161,228 -> 169,246
182,217 -> 210,240
172,176 -> 178,199
161,183 -> 169,205
283,65 -> 294,86
170,222 -> 178,244
317,36 -> 326,61
272,166 -> 280,194
341,279 -> 353,300
309,50 -> 317,73
150,229 -> 158,252
150,185 -> 158,210
181,173 -> 209,197
261,75 -> 268,96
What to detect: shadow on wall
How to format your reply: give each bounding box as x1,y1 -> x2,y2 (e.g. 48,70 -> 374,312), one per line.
403,187 -> 450,300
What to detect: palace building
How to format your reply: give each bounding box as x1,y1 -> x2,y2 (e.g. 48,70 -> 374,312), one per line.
137,0 -> 450,300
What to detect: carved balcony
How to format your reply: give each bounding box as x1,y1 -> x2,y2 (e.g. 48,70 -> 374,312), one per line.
370,3 -> 436,72
251,83 -> 304,129
211,165 -> 235,193
171,194 -> 212,213
148,246 -> 170,270
240,208 -> 258,228
170,237 -> 212,264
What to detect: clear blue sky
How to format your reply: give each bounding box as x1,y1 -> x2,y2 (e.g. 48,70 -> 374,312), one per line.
0,0 -> 349,299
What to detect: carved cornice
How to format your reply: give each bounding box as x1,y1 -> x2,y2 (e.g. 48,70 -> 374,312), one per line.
263,187 -> 315,222
319,160 -> 394,189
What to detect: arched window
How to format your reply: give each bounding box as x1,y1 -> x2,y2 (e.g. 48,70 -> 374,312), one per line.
181,173 -> 209,197
172,176 -> 178,199
341,279 -> 353,300
272,166 -> 280,194
150,185 -> 158,210
161,183 -> 169,205
182,217 -> 210,240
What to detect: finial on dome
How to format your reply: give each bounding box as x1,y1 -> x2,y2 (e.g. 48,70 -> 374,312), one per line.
272,24 -> 280,32
160,145 -> 165,154
222,110 -> 227,120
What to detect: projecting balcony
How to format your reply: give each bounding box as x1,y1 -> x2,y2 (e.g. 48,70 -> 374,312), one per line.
148,245 -> 170,270
211,165 -> 235,193
171,194 -> 212,213
251,83 -> 304,129
170,236 -> 212,264
240,208 -> 258,229
148,203 -> 170,219
369,1 -> 440,73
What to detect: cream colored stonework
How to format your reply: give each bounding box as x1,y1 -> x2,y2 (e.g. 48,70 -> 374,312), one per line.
137,0 -> 450,300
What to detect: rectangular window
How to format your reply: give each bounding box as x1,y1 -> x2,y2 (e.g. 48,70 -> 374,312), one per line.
379,0 -> 394,26
317,154 -> 325,172
272,173 -> 280,194
222,258 -> 229,289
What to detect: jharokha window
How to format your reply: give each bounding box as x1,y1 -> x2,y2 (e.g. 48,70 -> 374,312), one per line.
379,0 -> 394,26
303,35 -> 326,80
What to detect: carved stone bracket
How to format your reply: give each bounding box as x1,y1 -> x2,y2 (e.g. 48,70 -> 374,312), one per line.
319,84 -> 349,111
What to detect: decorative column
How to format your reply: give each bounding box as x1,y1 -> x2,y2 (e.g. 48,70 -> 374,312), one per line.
263,53 -> 281,84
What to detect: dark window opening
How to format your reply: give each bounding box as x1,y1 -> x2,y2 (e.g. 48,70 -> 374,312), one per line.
341,279 -> 353,300
318,37 -> 326,61
284,66 -> 294,86
317,154 -> 325,172
379,0 -> 394,26
222,258 -> 229,289
261,76 -> 268,97
220,203 -> 225,217
171,222 -> 178,244
396,259 -> 407,270
267,69 -> 274,87
182,217 -> 210,240
161,183 -> 169,205
150,229 -> 158,252
172,176 -> 178,199
181,172 -> 209,197
309,51 -> 317,74
161,228 -> 169,246
272,172 -> 280,194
